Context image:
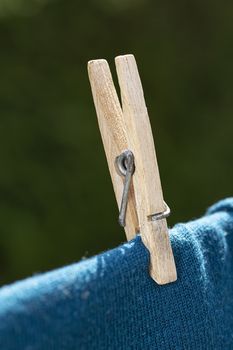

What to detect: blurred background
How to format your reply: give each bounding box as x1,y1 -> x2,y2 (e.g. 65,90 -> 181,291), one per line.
0,0 -> 232,285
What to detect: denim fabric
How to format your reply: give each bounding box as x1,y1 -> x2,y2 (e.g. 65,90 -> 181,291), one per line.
0,198 -> 233,349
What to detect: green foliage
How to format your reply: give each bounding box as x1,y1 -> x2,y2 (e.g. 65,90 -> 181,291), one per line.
0,0 -> 52,17
0,0 -> 232,284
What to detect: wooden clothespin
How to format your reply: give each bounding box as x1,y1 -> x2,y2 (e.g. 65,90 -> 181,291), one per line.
88,54 -> 177,285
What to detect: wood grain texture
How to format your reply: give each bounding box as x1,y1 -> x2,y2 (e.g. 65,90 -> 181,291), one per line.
88,55 -> 177,284
115,55 -> 177,284
88,59 -> 139,240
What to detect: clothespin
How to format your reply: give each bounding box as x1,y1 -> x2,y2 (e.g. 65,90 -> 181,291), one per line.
88,54 -> 177,285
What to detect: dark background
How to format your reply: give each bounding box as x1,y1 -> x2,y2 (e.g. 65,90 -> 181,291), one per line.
0,0 -> 232,285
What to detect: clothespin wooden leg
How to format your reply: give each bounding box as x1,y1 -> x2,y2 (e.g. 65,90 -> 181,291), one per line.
88,55 -> 177,285
115,55 -> 177,284
88,59 -> 139,240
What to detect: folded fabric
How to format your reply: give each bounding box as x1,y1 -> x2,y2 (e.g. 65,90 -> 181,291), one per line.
0,198 -> 233,350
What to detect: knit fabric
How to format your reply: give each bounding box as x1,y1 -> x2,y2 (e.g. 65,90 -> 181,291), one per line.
0,198 -> 233,350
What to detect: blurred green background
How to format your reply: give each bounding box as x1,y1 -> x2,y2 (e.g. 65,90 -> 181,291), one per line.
0,0 -> 232,285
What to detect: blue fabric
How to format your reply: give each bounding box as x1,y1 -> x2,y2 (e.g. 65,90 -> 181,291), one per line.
0,198 -> 233,350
